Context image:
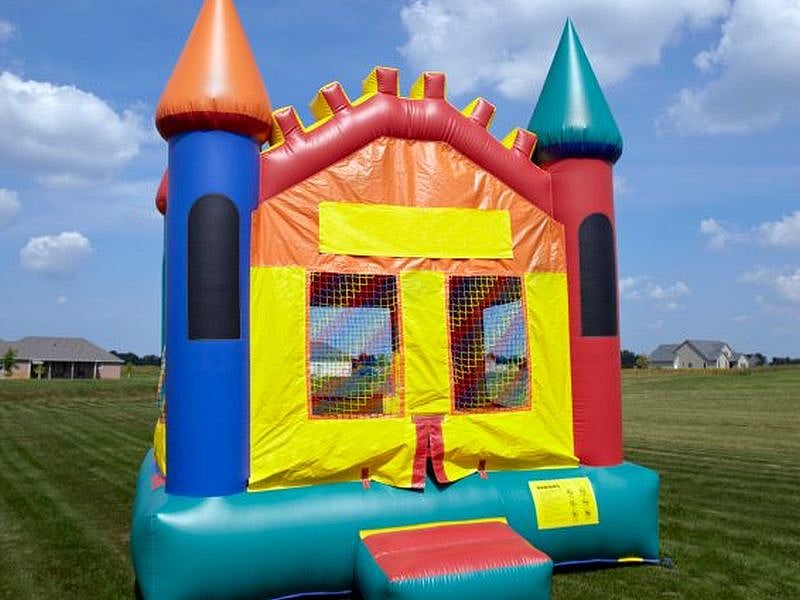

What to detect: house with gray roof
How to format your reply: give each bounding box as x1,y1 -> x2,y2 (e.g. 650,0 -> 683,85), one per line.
0,337 -> 123,380
648,339 -> 756,369
650,344 -> 681,368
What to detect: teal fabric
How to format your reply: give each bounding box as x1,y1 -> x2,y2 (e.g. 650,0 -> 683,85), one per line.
131,452 -> 658,599
527,19 -> 623,164
355,539 -> 552,600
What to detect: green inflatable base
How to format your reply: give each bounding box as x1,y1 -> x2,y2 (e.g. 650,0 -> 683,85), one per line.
131,452 -> 658,599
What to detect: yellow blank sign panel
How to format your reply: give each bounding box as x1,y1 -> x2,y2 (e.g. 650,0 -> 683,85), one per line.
318,202 -> 513,259
529,477 -> 599,530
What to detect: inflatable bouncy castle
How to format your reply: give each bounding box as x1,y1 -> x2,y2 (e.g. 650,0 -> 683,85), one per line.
131,2 -> 659,598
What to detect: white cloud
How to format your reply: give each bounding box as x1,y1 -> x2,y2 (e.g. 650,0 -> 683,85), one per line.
614,175 -> 630,196
701,211 -> 800,250
0,187 -> 20,229
56,295 -> 68,305
700,218 -> 735,249
774,270 -> 800,302
399,0 -> 730,99
663,0 -> 800,134
619,276 -> 640,299
646,281 -> 690,300
620,275 -> 690,310
740,265 -> 800,303
0,19 -> 14,43
19,231 -> 93,277
757,211 -> 800,249
0,72 -> 150,186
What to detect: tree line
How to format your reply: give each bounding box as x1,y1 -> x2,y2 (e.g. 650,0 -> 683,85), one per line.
111,351 -> 162,366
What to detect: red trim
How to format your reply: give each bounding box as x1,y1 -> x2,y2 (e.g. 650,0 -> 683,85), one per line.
427,417 -> 449,483
158,111 -> 271,143
259,68 -> 551,214
411,418 -> 429,489
363,521 -> 550,581
411,415 -> 449,486
361,467 -> 371,489
155,170 -> 168,215
150,472 -> 166,490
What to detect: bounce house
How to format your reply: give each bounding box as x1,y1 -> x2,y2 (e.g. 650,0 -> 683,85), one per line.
132,1 -> 659,598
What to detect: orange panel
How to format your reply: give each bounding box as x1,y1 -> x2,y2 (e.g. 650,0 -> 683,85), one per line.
252,137 -> 565,275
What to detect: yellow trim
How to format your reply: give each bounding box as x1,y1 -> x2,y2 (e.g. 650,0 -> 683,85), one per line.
409,74 -> 426,99
304,115 -> 333,134
409,72 -> 446,100
618,557 -> 645,564
309,82 -> 349,121
352,92 -> 377,107
360,517 -> 507,539
461,98 -> 495,129
153,417 -> 166,476
401,271 -> 451,415
501,128 -> 520,149
362,66 -> 399,96
318,202 -> 514,259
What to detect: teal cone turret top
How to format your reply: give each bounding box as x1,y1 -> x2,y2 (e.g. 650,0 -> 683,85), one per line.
528,19 -> 623,164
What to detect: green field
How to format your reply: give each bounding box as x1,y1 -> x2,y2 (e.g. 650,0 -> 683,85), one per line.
0,367 -> 798,599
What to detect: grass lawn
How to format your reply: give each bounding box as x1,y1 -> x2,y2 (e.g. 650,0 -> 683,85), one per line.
0,366 -> 798,598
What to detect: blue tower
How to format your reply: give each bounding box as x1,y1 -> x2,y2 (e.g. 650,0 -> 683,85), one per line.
154,0 -> 272,496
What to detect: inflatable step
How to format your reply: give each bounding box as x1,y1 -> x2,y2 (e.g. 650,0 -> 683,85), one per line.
355,518 -> 552,600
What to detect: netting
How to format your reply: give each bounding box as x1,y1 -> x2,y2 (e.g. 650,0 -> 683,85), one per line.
308,272 -> 402,418
448,275 -> 530,412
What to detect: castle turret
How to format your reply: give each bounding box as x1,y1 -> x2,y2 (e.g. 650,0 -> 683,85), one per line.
156,0 -> 271,496
528,19 -> 624,466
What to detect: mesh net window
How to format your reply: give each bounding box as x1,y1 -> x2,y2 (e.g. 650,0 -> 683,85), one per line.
309,272 -> 402,418
448,275 -> 531,413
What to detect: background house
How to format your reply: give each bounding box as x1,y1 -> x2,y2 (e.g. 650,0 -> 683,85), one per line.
650,344 -> 681,368
0,337 -> 123,380
649,339 -> 760,369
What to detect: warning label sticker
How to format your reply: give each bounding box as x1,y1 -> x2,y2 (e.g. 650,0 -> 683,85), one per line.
528,477 -> 599,530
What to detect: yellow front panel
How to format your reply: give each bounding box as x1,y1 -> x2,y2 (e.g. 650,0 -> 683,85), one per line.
441,272 -> 576,480
318,202 -> 513,259
400,271 -> 451,414
249,266 -> 416,490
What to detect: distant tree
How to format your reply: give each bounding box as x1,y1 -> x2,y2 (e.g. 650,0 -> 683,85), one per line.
111,351 -> 162,367
754,352 -> 766,365
2,348 -> 17,377
771,356 -> 800,365
140,354 -> 162,366
620,350 -> 637,369
635,355 -> 650,369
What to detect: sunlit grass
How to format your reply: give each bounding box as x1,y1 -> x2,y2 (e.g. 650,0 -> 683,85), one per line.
0,367 -> 798,598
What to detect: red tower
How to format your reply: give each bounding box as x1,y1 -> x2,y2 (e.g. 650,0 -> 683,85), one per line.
529,20 -> 624,466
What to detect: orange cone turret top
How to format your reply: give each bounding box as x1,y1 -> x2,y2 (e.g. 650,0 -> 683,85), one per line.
155,0 -> 272,143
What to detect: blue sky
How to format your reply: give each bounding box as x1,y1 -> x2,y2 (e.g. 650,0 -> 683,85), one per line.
0,1 -> 797,358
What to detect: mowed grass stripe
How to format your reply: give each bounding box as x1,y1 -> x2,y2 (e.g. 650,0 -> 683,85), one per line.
0,376 -> 155,599
1,366 -> 799,598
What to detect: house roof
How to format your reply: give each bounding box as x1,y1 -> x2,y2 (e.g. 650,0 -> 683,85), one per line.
678,339 -> 730,362
0,337 -> 123,363
650,343 -> 679,362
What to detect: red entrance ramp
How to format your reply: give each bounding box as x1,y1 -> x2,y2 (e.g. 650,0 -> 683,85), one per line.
356,519 -> 552,599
